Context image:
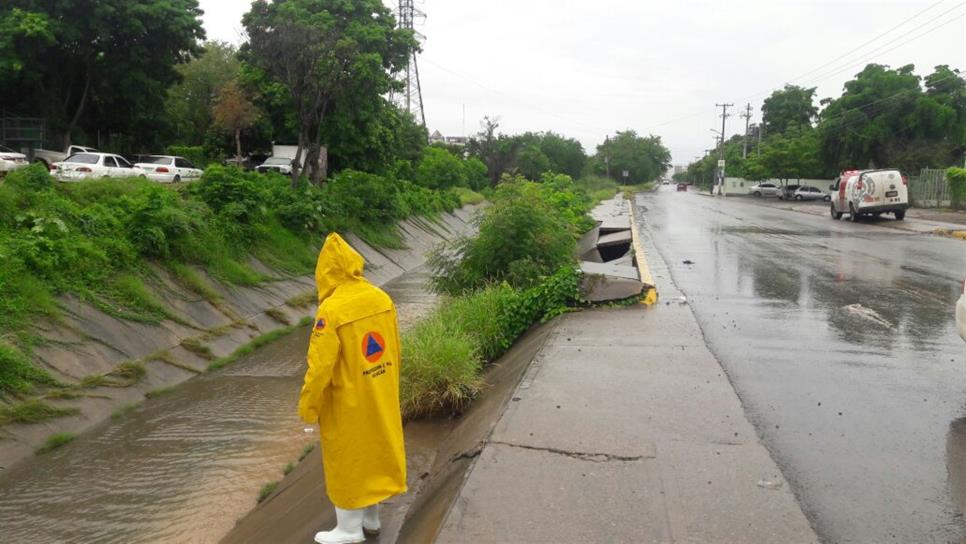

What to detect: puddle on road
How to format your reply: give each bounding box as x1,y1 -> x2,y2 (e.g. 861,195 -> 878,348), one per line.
0,269 -> 437,544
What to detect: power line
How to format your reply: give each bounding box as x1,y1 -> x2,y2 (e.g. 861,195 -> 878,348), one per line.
787,0 -> 949,84
723,4 -> 965,109
799,4 -> 966,86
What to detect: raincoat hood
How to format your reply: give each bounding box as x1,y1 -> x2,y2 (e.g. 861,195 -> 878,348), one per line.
315,233 -> 365,302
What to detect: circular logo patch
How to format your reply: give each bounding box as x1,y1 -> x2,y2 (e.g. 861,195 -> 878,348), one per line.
362,332 -> 386,363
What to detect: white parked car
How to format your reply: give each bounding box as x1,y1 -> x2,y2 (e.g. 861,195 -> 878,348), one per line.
958,277 -> 966,342
792,186 -> 831,201
134,155 -> 203,183
749,182 -> 781,197
52,152 -> 145,182
256,156 -> 294,175
0,145 -> 29,175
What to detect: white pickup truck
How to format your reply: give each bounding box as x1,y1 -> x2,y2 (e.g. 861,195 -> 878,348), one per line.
28,145 -> 99,168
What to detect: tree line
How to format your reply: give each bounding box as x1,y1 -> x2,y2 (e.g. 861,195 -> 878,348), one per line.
681,64 -> 965,186
1,0 -> 671,188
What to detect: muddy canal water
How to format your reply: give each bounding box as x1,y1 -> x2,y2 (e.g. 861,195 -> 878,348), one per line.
0,269 -> 436,544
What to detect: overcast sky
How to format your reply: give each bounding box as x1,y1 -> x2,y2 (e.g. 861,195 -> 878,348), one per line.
200,0 -> 964,165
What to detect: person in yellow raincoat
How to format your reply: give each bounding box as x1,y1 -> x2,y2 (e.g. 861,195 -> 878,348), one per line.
298,233 -> 407,544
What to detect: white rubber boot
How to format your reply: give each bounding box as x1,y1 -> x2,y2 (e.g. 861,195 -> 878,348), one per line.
314,507 -> 365,544
362,503 -> 381,535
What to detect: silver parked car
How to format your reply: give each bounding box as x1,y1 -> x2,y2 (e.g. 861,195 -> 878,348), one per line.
792,186 -> 831,201
749,182 -> 780,197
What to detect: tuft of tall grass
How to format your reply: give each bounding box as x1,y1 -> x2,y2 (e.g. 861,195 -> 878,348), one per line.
168,263 -> 222,302
0,400 -> 79,425
36,432 -> 76,454
0,341 -> 57,395
257,481 -> 279,503
451,187 -> 485,206
400,313 -> 484,419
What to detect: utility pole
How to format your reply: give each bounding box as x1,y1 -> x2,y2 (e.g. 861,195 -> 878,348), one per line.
715,103 -> 733,195
741,103 -> 752,159
757,122 -> 763,156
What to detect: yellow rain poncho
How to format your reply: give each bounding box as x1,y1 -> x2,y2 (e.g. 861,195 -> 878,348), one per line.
298,233 -> 407,509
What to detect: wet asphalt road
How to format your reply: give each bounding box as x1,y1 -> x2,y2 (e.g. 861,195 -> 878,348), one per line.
638,188 -> 966,543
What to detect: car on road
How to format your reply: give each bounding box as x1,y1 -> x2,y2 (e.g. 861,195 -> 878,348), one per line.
676,183 -> 687,192
792,186 -> 831,201
133,155 -> 203,183
0,145 -> 29,176
256,156 -> 295,175
829,169 -> 909,221
958,277 -> 966,342
749,182 -> 780,197
52,152 -> 145,181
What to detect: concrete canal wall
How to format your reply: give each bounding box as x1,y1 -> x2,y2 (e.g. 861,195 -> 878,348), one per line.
0,207 -> 480,471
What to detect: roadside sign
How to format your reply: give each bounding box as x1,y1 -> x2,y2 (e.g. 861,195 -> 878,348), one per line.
717,160 -> 726,168
622,170 -> 629,178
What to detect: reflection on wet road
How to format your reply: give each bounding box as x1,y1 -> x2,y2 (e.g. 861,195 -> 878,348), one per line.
0,269 -> 436,543
639,189 -> 966,542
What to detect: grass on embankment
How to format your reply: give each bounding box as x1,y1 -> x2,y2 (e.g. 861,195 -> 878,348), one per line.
207,316 -> 314,372
36,432 -> 76,454
400,267 -> 581,418
0,163 -> 463,398
0,400 -> 80,425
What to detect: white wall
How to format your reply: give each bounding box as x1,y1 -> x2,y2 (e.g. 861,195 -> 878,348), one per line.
723,177 -> 834,196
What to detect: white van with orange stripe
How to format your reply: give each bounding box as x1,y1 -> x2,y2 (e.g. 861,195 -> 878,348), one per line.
829,169 -> 909,222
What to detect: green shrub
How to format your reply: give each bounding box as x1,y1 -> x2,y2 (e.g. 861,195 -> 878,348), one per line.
5,163 -> 54,192
414,147 -> 467,190
165,145 -> 208,167
191,165 -> 268,225
463,158 -> 489,191
948,167 -> 966,209
430,177 -> 578,294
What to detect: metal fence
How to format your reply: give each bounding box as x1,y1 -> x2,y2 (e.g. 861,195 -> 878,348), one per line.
0,116 -> 45,147
908,168 -> 951,208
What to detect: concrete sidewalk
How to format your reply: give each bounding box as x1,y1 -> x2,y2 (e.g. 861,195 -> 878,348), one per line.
434,212 -> 818,542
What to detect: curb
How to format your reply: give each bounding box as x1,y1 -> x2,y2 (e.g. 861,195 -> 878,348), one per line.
934,228 -> 966,240
626,199 -> 657,307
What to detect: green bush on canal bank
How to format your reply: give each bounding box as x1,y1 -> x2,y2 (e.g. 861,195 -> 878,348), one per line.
403,173 -> 593,418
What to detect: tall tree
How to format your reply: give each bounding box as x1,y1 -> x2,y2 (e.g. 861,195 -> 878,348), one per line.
592,131 -> 671,184
466,117 -> 522,186
242,0 -> 416,185
817,63 -> 964,172
538,131 -> 586,179
211,80 -> 261,160
762,85 -> 818,136
0,1 -> 205,149
166,42 -> 241,146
